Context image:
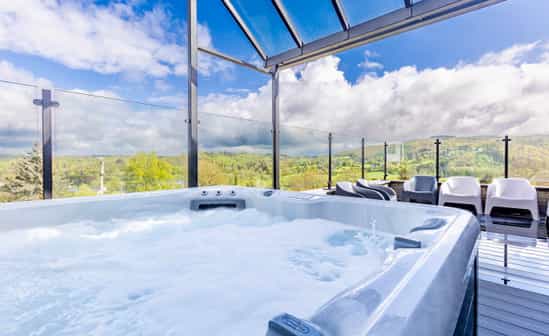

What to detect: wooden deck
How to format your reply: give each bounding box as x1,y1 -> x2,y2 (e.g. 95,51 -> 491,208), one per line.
478,280 -> 549,336
478,235 -> 549,336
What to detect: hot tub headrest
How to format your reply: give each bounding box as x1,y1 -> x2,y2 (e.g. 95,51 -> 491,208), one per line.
394,236 -> 422,249
409,218 -> 447,233
267,313 -> 324,336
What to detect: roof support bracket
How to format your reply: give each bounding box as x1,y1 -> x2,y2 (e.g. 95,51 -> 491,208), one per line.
198,46 -> 270,74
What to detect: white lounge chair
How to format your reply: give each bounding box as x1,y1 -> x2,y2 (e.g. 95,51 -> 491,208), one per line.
439,176 -> 482,215
485,178 -> 539,221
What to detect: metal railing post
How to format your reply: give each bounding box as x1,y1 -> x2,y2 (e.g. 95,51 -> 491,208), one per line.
33,89 -> 58,199
361,137 -> 365,179
502,135 -> 511,178
328,132 -> 333,189
383,141 -> 388,181
435,138 -> 441,182
187,0 -> 199,187
271,66 -> 281,189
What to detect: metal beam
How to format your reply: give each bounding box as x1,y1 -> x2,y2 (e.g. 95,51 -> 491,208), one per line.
404,0 -> 413,8
187,0 -> 199,187
198,46 -> 270,75
271,0 -> 303,48
331,0 -> 350,31
222,0 -> 267,61
271,66 -> 280,189
266,0 -> 505,69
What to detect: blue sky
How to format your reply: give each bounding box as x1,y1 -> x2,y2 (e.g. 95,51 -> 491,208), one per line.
1,0 -> 549,155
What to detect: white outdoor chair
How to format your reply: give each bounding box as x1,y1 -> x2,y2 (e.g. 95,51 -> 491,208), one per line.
439,176 -> 482,215
485,178 -> 539,221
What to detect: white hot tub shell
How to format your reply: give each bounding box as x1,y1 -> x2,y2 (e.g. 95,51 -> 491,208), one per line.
0,186 -> 479,336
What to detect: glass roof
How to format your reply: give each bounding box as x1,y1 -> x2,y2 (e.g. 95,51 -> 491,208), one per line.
212,0 -> 500,67
342,0 -> 405,26
282,0 -> 342,44
230,0 -> 296,56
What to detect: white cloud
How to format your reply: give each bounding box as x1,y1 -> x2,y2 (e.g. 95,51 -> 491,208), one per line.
147,94 -> 186,107
154,80 -> 172,92
0,1 -> 228,78
0,59 -> 186,156
2,41 -> 549,157
0,61 -> 49,155
358,50 -> 383,70
478,41 -> 539,66
201,41 -> 549,142
541,43 -> 549,63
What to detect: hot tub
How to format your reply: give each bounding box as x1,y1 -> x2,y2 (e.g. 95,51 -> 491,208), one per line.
0,186 -> 479,336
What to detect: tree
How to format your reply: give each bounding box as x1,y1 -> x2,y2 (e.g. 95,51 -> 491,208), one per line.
397,161 -> 410,180
124,152 -> 177,192
2,143 -> 42,200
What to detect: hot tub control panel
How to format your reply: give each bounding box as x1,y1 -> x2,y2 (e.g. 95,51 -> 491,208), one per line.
192,189 -> 245,210
199,189 -> 238,197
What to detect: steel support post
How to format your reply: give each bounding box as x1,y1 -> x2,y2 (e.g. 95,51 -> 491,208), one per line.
328,133 -> 333,189
187,0 -> 199,187
361,137 -> 365,179
383,141 -> 388,181
502,135 -> 511,178
435,138 -> 441,182
272,67 -> 280,189
33,89 -> 58,199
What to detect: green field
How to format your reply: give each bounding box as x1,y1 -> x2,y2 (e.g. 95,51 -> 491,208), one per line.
1,135 -> 549,202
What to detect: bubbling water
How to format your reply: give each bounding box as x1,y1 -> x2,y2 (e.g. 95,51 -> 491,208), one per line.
0,208 -> 393,336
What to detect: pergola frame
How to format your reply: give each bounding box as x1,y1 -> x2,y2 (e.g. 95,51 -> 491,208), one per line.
187,0 -> 505,188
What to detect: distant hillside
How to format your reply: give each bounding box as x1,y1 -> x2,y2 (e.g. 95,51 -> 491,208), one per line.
1,135 -> 548,202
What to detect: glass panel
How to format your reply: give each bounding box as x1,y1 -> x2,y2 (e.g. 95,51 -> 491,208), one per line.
199,113 -> 272,187
282,0 -> 342,43
199,0 -> 257,61
280,126 -> 329,191
365,142 -> 385,180
387,142 -> 405,180
511,135 -> 549,187
401,139 -> 435,179
440,136 -> 504,184
342,0 -> 404,26
231,0 -> 296,56
53,91 -> 187,198
0,81 -> 41,202
332,134 -> 362,183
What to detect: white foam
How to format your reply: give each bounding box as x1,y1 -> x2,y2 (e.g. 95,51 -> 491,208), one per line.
0,208 -> 393,336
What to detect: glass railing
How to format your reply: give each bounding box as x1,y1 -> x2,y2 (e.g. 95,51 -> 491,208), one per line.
4,80 -> 549,204
198,112 -> 272,187
510,135 -> 549,187
53,90 -> 187,198
364,142 -> 385,180
440,136 -> 504,183
280,125 -> 328,191
0,81 -> 42,202
401,139 -> 435,179
386,142 -> 404,180
332,134 -> 363,184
